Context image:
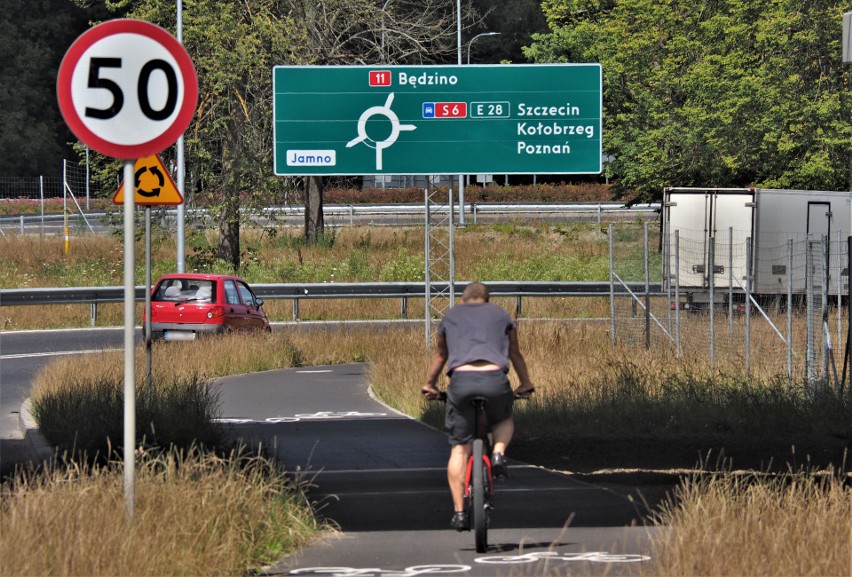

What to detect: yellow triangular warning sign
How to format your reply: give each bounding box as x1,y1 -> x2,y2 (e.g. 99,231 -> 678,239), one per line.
113,154 -> 184,206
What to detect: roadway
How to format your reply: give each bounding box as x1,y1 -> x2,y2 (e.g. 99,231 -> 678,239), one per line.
1,329 -> 661,575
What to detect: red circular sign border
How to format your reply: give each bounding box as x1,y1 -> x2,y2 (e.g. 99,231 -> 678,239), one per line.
57,19 -> 198,159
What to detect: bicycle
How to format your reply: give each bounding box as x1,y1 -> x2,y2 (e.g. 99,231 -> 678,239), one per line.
435,391 -> 528,553
467,395 -> 494,553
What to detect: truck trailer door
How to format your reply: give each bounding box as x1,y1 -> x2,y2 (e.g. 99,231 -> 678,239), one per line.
667,192 -> 711,288
710,192 -> 754,289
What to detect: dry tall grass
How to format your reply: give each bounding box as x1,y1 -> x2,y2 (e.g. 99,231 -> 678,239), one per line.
646,471 -> 851,576
8,221 -> 852,576
0,449 -> 321,576
18,323 -> 852,576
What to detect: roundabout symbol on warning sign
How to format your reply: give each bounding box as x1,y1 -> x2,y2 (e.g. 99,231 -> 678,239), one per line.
57,19 -> 198,159
113,154 -> 183,205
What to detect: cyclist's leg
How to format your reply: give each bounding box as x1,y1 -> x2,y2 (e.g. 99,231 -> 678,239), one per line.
446,373 -> 477,525
448,442 -> 471,512
491,417 -> 514,455
486,376 -> 515,455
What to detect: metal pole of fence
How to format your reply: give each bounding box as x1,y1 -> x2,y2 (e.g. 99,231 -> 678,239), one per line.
39,175 -> 44,237
644,222 -> 650,350
19,216 -> 23,235
709,237 -> 715,369
837,234 -> 843,359
515,296 -> 522,319
609,223 -> 616,349
729,227 -> 734,336
845,235 -> 852,394
85,147 -> 90,211
664,216 -> 671,333
788,238 -> 793,387
806,239 -> 814,386
63,160 -> 69,254
675,231 -> 681,356
292,298 -> 299,321
823,235 -> 830,384
745,238 -> 752,376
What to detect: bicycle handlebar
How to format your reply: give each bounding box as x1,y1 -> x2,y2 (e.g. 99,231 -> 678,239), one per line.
426,391 -> 532,401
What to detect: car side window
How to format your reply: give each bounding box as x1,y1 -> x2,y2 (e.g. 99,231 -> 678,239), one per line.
237,282 -> 256,307
224,280 -> 241,305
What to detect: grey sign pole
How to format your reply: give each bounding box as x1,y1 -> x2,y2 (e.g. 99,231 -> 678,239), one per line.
122,161 -> 136,519
176,0 -> 186,273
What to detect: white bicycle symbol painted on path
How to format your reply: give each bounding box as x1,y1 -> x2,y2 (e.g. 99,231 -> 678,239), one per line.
476,551 -> 652,564
290,565 -> 468,577
345,93 -> 416,170
215,411 -> 387,425
289,551 -> 652,576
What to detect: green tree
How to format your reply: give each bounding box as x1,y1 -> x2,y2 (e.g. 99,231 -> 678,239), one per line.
282,0 -> 470,242
79,0 -> 309,269
0,0 -> 93,177
79,0 -> 469,258
527,0 -> 852,200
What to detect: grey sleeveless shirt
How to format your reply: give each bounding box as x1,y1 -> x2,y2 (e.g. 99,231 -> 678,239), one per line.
437,302 -> 515,374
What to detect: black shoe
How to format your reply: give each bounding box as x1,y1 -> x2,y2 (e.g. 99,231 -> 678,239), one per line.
451,511 -> 469,531
492,452 -> 508,479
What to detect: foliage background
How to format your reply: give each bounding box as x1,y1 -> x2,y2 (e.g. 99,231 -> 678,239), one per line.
526,0 -> 852,199
3,1 -> 851,204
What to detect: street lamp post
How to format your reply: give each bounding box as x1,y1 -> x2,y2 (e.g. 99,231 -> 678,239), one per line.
467,31 -> 501,65
380,0 -> 392,62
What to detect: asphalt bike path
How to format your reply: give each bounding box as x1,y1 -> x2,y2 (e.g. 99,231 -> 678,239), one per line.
215,364 -> 661,577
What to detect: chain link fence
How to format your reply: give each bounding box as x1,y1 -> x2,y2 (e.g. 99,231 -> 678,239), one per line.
610,222 -> 848,393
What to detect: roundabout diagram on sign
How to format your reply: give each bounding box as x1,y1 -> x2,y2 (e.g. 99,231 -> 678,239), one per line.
346,93 -> 416,170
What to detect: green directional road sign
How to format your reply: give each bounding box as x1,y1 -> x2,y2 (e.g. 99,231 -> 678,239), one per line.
273,64 -> 601,176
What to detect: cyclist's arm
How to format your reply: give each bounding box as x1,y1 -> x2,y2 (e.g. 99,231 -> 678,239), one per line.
423,331 -> 448,398
508,327 -> 535,396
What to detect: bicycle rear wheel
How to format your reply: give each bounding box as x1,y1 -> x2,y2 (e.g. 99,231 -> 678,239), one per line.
472,438 -> 488,553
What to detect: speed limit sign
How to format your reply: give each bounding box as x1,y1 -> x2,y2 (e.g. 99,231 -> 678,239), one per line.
57,19 -> 198,159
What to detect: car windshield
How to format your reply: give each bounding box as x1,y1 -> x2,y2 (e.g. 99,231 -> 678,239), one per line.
154,279 -> 215,303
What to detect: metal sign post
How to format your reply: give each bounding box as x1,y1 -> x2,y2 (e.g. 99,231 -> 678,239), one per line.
57,19 -> 197,520
121,160 -> 136,516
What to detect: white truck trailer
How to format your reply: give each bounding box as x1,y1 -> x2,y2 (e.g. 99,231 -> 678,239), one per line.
662,187 -> 851,306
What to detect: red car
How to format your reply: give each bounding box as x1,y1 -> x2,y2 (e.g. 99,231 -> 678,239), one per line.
149,273 -> 270,341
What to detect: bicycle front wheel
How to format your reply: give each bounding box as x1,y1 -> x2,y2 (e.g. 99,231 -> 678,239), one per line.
472,438 -> 488,553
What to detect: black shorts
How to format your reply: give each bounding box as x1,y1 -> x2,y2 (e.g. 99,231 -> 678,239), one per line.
445,370 -> 514,446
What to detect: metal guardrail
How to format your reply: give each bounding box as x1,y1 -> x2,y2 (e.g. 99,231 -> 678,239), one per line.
0,281 -> 665,307
0,202 -> 661,231
1,281 -> 666,326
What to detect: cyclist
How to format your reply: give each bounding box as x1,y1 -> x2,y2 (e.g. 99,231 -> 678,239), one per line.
422,281 -> 535,531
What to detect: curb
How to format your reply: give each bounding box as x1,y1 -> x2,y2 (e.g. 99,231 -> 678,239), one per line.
18,398 -> 55,463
